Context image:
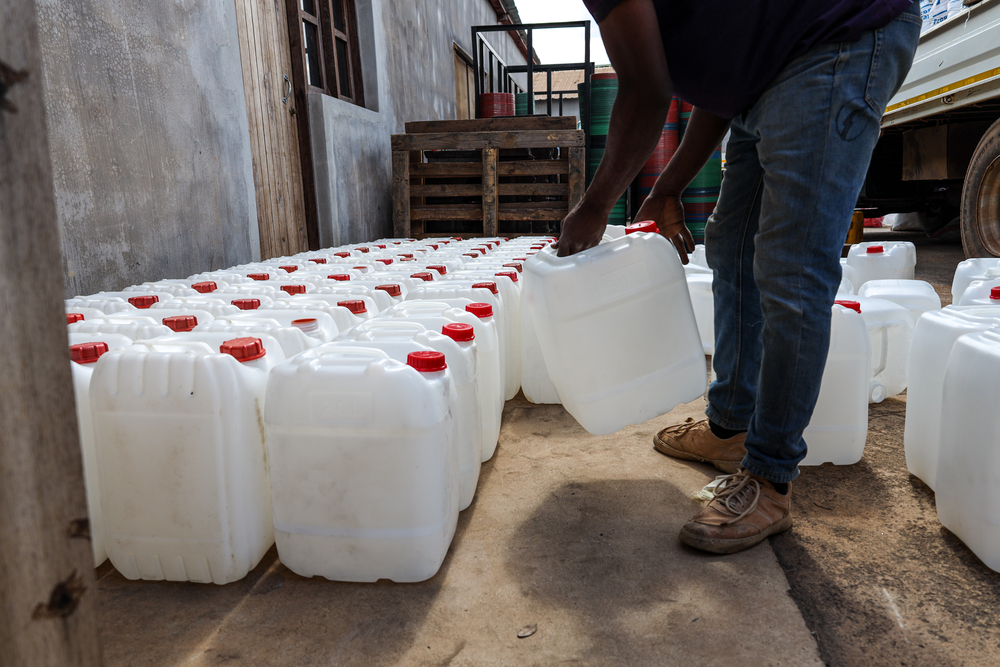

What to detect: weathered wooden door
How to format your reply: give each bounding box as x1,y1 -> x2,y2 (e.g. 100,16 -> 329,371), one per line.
234,0 -> 310,258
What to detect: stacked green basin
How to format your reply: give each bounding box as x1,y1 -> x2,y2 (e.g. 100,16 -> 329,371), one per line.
587,74 -> 627,227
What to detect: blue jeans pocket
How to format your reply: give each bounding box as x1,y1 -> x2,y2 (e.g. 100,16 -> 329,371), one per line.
864,4 -> 922,115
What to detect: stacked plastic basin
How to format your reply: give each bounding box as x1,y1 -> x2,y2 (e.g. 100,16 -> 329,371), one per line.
587,73 -> 628,226
636,98 -> 680,208
479,92 -> 514,118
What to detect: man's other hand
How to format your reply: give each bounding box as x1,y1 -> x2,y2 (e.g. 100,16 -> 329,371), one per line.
633,193 -> 694,264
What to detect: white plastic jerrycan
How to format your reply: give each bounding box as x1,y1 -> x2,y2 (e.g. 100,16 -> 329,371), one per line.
69,317 -> 173,342
935,328 -> 1000,572
65,296 -> 134,316
951,258 -> 1000,304
857,279 -> 941,323
845,241 -> 916,288
841,263 -> 858,295
194,317 -> 321,358
150,298 -> 241,318
265,347 -> 459,582
904,307 -> 1000,491
69,340 -> 118,566
524,233 -> 706,435
686,273 -> 715,355
335,321 -> 481,508
519,279 -> 561,405
800,303 -> 872,465
837,296 -> 915,402
381,302 -> 502,461
91,333 -> 283,583
66,307 -> 108,323
957,280 -> 1000,306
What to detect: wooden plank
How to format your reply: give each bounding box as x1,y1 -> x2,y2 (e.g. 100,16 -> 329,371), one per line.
0,3 -> 104,664
391,129 -> 585,151
392,150 -> 411,237
497,183 -> 568,196
410,184 -> 485,197
410,206 -> 483,221
482,148 -> 498,237
568,146 -> 585,209
404,116 -> 578,134
499,201 -> 569,210
410,159 -> 570,178
498,206 -> 568,221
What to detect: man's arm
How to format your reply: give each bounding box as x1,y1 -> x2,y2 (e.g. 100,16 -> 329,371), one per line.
555,0 -> 672,256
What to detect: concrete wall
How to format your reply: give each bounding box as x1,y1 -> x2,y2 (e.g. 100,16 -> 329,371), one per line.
37,0 -> 258,297
309,0 -> 529,247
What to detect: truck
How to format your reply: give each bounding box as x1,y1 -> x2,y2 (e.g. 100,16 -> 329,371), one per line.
859,0 -> 1000,257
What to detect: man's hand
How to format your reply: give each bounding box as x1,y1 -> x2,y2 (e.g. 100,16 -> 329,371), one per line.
633,193 -> 695,264
553,200 -> 608,257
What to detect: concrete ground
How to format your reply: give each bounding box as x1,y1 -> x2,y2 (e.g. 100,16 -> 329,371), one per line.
94,229 -> 1000,666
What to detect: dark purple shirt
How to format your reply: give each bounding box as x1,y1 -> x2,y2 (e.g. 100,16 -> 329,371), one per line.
584,0 -> 917,118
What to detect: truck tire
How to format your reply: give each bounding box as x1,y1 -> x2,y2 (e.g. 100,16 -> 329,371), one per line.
961,117 -> 1000,257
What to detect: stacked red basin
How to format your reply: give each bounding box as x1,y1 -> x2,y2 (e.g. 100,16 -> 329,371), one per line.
480,93 -> 514,118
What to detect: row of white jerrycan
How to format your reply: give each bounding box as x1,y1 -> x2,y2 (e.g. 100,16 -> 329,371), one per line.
951,257 -> 1000,303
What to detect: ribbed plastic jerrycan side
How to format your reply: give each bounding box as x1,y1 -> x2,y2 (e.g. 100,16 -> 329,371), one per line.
904,307 -> 1000,491
519,277 -> 560,405
685,272 -> 715,355
935,328 -> 1000,572
524,233 -> 706,435
265,346 -> 459,582
446,271 -> 521,393
951,258 -> 1000,304
335,320 -> 481,509
384,299 -> 503,461
857,279 -> 941,322
800,303 -> 871,465
91,333 -> 283,583
845,241 -> 916,288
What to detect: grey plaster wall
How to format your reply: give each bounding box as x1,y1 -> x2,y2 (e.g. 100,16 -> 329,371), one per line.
37,0 -> 258,297
310,0 -> 528,247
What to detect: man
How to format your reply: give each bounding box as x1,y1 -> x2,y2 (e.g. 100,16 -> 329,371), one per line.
555,0 -> 921,554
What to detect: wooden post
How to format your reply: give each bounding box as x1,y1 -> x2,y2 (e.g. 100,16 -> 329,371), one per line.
482,147 -> 499,237
392,150 -> 411,238
568,146 -> 586,209
846,210 -> 865,246
0,3 -> 104,665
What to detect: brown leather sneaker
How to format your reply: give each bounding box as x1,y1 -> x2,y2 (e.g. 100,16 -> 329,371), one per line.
679,471 -> 792,554
654,418 -> 746,473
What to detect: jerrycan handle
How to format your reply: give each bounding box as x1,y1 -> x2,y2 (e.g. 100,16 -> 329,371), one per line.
358,320 -> 426,333
310,346 -> 391,363
130,339 -> 217,355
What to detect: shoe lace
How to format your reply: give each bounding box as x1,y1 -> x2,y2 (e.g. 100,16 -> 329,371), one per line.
711,472 -> 761,526
661,417 -> 705,438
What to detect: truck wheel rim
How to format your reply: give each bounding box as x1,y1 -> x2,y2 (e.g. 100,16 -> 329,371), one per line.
977,156 -> 1000,256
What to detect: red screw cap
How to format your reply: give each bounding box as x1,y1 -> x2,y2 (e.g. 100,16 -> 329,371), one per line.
452,237 -> 463,241
472,282 -> 499,295
411,272 -> 434,282
427,265 -> 447,275
990,287 -> 1000,300
192,281 -> 217,294
428,244 -> 439,250
357,247 -> 370,253
375,244 -> 387,249
530,245 -> 545,250
466,303 -> 493,318
67,313 -> 85,324
338,299 -> 367,315
334,252 -> 351,258
292,318 -> 319,334
400,258 -> 417,262
442,323 -> 475,342
280,284 -> 307,295
407,350 -> 447,372
475,247 -> 489,254
70,341 -> 109,364
496,270 -> 519,283
231,298 -> 261,310
375,284 -> 402,297
399,253 -> 414,259
128,294 -> 159,309
163,315 -> 198,332
503,262 -> 523,273
353,266 -> 369,272
279,265 -> 299,273
376,258 -> 394,265
866,245 -> 884,254
309,258 -> 327,264
248,273 -> 269,281
463,252 -> 479,258
328,274 -> 351,281
220,337 -> 266,362
514,257 -> 527,261
626,220 -> 659,235
835,300 -> 862,314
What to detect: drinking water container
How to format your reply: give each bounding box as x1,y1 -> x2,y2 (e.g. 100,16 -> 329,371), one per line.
957,279 -> 1000,306
846,295 -> 915,402
69,317 -> 173,341
265,346 -> 459,582
800,303 -> 872,465
90,333 -> 284,583
935,329 -> 1000,572
524,233 -> 706,435
519,282 -> 561,405
856,279 -> 941,322
904,306 -> 1000,490
951,258 -> 1000,303
686,273 -> 715,355
845,242 -> 916,288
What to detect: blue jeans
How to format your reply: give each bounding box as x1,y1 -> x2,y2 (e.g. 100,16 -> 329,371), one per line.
704,3 -> 921,483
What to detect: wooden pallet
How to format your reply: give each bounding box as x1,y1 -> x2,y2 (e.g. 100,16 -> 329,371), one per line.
392,117 -> 585,238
